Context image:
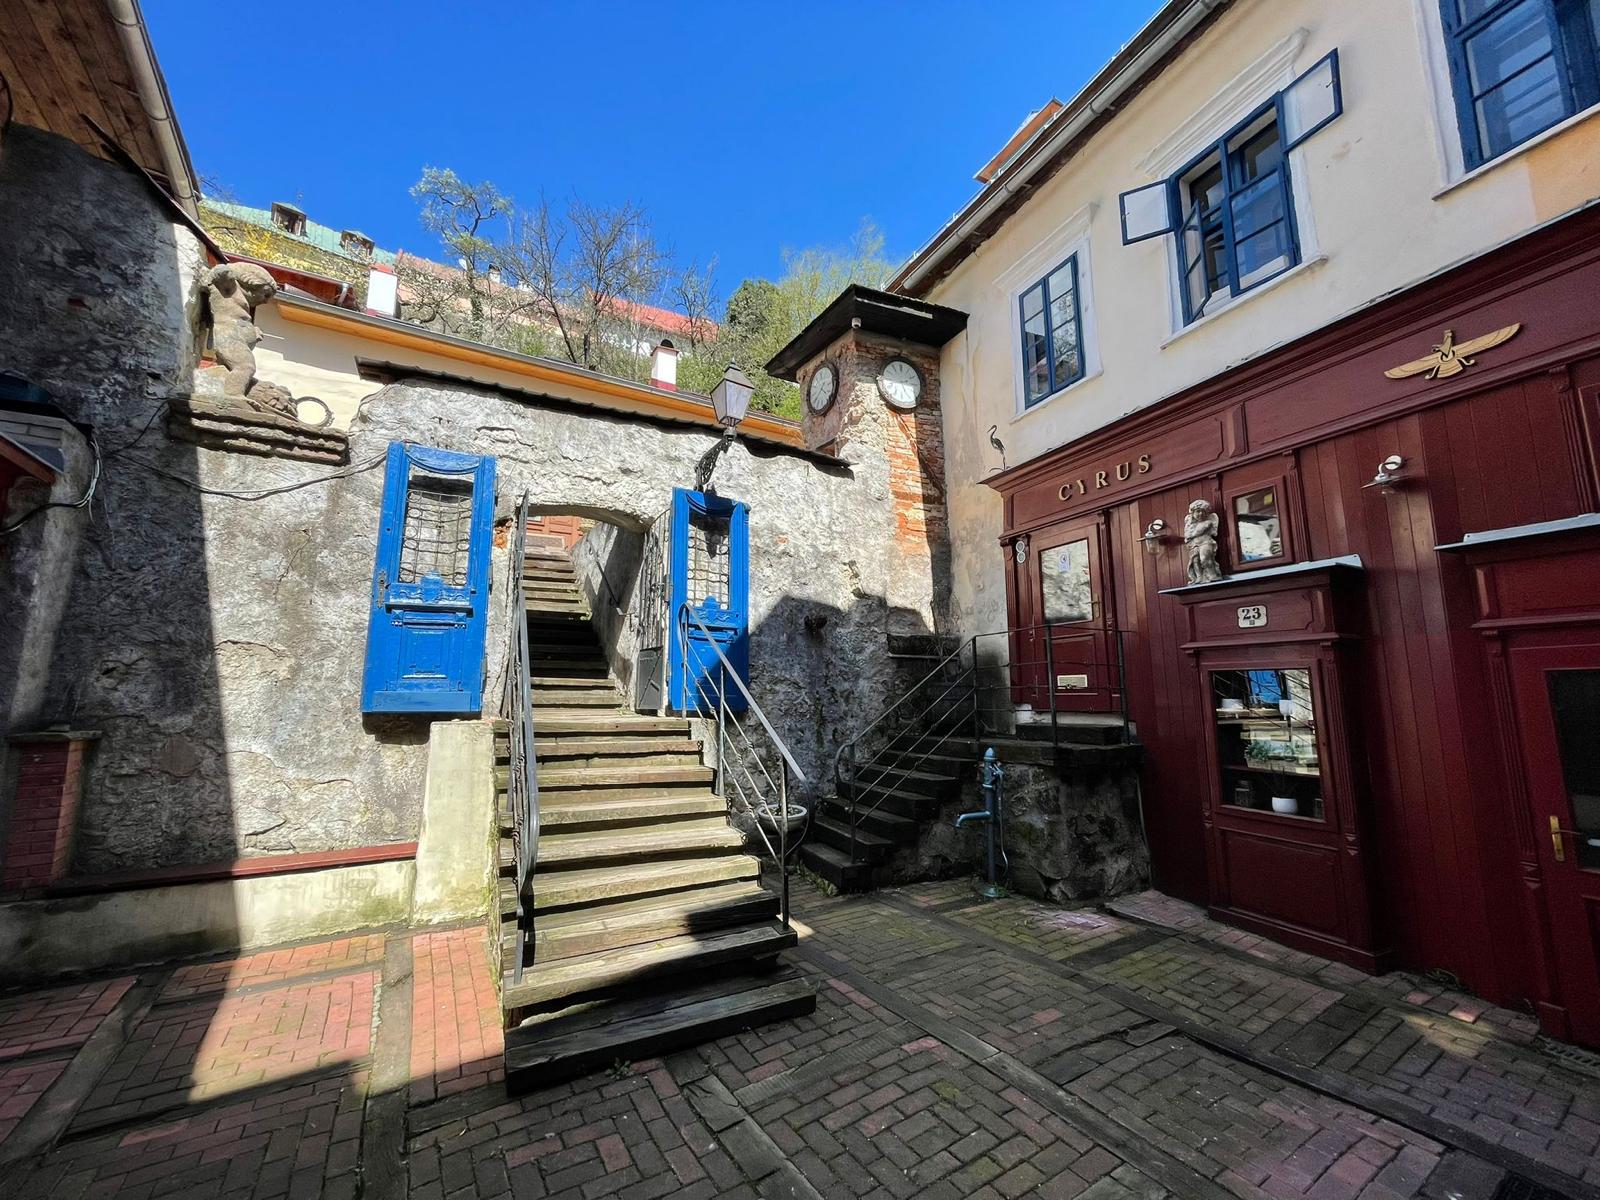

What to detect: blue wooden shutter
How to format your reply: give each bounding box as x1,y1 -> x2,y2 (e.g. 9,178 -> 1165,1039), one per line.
361,442 -> 497,714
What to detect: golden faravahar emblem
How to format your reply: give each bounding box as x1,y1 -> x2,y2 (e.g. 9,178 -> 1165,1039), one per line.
1384,324 -> 1521,380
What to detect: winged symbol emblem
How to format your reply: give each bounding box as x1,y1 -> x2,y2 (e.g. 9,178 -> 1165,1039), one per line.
1384,323 -> 1521,381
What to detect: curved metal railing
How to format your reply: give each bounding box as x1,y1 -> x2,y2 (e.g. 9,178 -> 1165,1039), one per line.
677,604 -> 803,925
500,494 -> 540,984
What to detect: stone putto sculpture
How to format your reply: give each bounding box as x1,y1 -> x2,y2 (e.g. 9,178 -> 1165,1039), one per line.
168,261 -> 346,463
1184,498 -> 1224,585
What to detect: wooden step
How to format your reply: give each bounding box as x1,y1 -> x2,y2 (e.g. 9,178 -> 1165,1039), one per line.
808,813 -> 895,864
530,856 -> 760,909
534,714 -> 690,736
537,737 -> 700,759
502,921 -> 796,1009
529,690 -> 623,709
800,842 -> 876,893
539,764 -> 713,790
819,797 -> 919,843
540,792 -> 727,827
504,966 -> 815,1091
530,677 -> 617,691
530,881 -> 778,961
537,820 -> 743,866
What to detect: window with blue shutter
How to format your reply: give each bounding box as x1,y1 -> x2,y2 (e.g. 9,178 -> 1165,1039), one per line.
1441,0 -> 1600,167
1018,256 -> 1085,407
1119,51 -> 1342,326
361,442 -> 496,714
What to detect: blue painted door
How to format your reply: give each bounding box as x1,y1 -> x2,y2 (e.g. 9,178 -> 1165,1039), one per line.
362,442 -> 496,714
668,488 -> 749,714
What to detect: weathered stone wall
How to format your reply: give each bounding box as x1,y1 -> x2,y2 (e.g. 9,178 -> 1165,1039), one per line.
569,519 -> 647,697
910,749 -> 1152,904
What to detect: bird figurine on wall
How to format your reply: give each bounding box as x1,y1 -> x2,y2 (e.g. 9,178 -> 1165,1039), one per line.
1384,323 -> 1521,381
988,425 -> 1007,474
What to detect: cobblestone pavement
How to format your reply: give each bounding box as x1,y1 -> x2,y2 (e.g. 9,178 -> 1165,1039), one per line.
2,880 -> 1598,1198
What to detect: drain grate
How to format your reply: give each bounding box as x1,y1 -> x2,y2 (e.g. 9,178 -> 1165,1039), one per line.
1493,1175 -> 1574,1200
1534,1034 -> 1600,1081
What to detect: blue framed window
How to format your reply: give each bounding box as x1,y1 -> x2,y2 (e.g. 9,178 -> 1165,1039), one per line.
1120,51 -> 1343,327
1441,0 -> 1600,167
1019,256 -> 1084,406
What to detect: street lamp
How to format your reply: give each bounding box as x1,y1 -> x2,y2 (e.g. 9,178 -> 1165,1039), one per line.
696,364 -> 753,491
710,363 -> 754,430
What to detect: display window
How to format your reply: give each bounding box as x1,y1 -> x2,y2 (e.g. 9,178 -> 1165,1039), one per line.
1211,666 -> 1325,820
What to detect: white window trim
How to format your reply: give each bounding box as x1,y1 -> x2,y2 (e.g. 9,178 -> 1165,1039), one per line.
994,204 -> 1103,421
1160,253 -> 1329,350
1411,0 -> 1600,189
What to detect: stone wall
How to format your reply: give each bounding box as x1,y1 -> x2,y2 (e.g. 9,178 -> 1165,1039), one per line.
910,748 -> 1151,905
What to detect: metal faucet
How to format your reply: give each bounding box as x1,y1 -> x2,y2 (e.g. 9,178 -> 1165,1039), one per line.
954,748 -> 1006,899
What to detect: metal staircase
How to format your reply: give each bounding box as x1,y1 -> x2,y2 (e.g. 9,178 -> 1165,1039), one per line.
802,625 -> 1132,892
493,500 -> 814,1091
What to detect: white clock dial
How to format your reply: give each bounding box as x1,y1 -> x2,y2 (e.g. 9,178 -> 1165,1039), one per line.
878,358 -> 922,409
808,363 -> 837,413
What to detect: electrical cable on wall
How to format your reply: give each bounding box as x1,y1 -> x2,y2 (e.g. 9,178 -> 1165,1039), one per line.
0,430 -> 102,536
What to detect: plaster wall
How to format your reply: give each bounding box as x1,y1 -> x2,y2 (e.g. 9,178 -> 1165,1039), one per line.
924,0 -> 1600,638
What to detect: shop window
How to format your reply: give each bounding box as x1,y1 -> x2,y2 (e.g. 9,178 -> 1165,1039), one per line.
1442,0 -> 1600,167
1549,668 -> 1600,869
1040,538 -> 1093,623
1232,485 -> 1286,565
1119,51 -> 1342,326
1019,256 -> 1084,406
1212,668 -> 1324,820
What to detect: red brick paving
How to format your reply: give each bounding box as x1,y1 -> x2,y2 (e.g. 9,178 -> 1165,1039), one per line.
2,883 -> 1599,1198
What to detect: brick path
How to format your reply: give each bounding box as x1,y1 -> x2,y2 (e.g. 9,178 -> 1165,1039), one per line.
2,881 -> 1598,1198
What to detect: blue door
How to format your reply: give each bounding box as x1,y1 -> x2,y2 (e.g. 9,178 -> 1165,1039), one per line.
668,488 -> 749,714
362,442 -> 496,714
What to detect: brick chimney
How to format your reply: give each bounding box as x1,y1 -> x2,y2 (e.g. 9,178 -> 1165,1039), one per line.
650,339 -> 678,391
366,263 -> 398,318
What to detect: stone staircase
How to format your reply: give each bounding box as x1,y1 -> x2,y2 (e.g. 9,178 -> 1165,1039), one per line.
493,542 -> 814,1090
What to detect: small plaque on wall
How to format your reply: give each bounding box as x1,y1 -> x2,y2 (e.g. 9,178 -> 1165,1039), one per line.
1236,604 -> 1268,629
1056,674 -> 1089,690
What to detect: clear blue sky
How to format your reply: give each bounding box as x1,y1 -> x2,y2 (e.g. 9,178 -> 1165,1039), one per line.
146,1 -> 1162,296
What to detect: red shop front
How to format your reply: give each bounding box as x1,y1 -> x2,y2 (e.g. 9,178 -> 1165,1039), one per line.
988,204 -> 1600,1043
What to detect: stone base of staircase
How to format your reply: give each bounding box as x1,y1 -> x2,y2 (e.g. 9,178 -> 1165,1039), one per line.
494,543 -> 814,1090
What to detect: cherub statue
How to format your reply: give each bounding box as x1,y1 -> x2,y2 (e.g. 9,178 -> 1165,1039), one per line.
1184,498 -> 1223,585
198,262 -> 296,418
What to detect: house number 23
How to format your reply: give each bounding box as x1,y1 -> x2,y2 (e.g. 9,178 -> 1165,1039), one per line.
1236,604 -> 1268,629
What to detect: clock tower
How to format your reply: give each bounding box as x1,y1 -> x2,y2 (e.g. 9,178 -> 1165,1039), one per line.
766,285 -> 968,645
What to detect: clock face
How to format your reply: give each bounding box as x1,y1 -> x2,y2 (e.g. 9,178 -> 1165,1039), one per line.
807,363 -> 837,413
878,358 -> 922,409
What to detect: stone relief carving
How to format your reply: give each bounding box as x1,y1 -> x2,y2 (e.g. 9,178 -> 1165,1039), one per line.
1184,498 -> 1223,585
168,261 -> 347,463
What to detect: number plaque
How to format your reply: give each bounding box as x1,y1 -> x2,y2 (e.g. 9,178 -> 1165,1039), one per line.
1236,604 -> 1268,629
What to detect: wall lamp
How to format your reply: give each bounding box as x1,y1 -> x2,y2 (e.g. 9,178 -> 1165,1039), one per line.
1138,518 -> 1168,555
1361,454 -> 1407,493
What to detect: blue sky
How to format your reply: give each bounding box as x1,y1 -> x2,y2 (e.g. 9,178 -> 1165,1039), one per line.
146,1 -> 1162,295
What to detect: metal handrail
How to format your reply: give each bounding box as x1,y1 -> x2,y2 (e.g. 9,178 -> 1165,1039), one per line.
677,604 -> 804,925
835,618 -> 1134,866
501,495 -> 540,985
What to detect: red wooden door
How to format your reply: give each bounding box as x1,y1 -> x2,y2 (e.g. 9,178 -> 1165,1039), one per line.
1510,638 -> 1600,1047
1021,518 -> 1115,714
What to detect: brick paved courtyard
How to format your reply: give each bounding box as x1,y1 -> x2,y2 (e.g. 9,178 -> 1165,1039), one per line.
3,880 -> 1599,1199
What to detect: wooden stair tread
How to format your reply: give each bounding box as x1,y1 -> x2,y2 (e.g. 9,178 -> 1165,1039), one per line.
537,737 -> 700,757
530,856 -> 759,908
535,715 -> 689,734
537,820 -> 742,864
539,765 -> 712,788
502,921 -> 796,1008
504,967 -> 814,1089
540,792 -> 727,825
808,812 -> 893,849
533,880 -> 772,933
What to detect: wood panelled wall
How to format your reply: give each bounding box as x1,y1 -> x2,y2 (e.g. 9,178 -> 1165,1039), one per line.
995,207 -> 1600,1006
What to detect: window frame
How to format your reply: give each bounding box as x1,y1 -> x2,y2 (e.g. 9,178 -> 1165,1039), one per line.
1169,98 -> 1303,326
1441,0 -> 1600,167
1017,254 -> 1087,408
1224,472 -> 1295,572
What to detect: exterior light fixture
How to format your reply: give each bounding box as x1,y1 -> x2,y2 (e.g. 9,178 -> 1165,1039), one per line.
1139,518 -> 1168,555
1361,454 -> 1406,492
711,363 -> 754,431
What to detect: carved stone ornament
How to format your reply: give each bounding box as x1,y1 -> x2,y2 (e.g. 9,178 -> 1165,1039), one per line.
169,262 -> 348,464
1183,499 -> 1223,585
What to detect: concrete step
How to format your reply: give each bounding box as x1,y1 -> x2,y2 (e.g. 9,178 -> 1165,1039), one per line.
502,921 -> 796,1010
537,819 -> 744,867
529,881 -> 778,962
503,966 -> 814,1092
540,792 -> 728,829
530,856 -> 760,910
807,813 -> 895,865
539,764 -> 714,791
799,842 -> 875,893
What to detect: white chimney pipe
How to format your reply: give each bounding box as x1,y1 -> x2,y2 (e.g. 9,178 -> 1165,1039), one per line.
366,263 -> 398,318
650,339 -> 679,391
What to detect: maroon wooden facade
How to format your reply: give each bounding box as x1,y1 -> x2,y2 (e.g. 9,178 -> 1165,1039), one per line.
989,204 -> 1600,1037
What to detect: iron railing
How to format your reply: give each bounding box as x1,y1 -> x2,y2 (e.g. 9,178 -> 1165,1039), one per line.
834,620 -> 1132,862
500,494 -> 540,984
676,605 -> 802,926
